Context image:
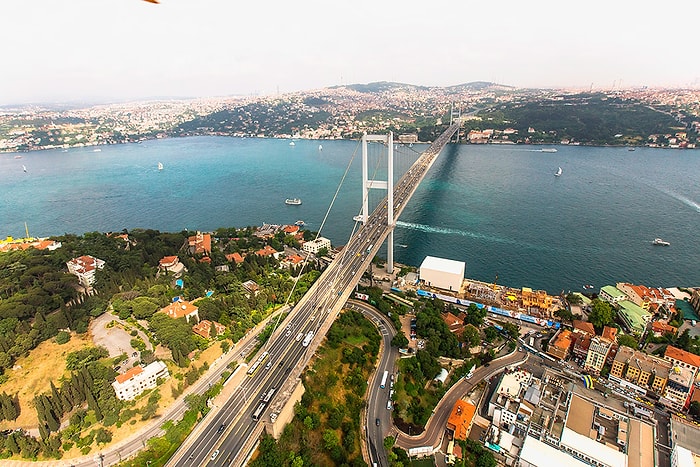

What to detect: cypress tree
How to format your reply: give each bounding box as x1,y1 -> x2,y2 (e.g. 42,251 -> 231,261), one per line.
38,422 -> 49,440
49,381 -> 63,417
6,433 -> 19,454
34,395 -> 47,426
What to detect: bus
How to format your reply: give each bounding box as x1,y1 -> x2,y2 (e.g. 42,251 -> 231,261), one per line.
247,351 -> 270,376
261,387 -> 276,404
380,370 -> 389,389
302,331 -> 314,347
465,365 -> 475,379
366,244 -> 373,254
252,402 -> 266,421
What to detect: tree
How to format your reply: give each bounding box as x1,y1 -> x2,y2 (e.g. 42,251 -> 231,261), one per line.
391,332 -> 408,348
617,334 -> 639,349
55,330 -> 71,345
588,299 -> 614,330
463,325 -> 480,348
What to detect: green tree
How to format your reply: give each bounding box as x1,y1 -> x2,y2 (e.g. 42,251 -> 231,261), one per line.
690,401 -> 700,419
617,334 -> 639,349
463,325 -> 480,347
55,330 -> 71,345
588,299 -> 614,330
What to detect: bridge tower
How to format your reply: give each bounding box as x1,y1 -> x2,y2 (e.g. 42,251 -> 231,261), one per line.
449,102 -> 461,143
360,132 -> 395,274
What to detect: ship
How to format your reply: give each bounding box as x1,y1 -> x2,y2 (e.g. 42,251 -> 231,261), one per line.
652,238 -> 670,246
555,167 -> 562,177
285,198 -> 302,205
541,148 -> 558,153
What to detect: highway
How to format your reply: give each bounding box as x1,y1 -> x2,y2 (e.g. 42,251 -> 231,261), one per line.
169,123 -> 461,466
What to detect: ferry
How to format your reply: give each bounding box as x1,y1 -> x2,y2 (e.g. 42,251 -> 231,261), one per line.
541,148 -> 558,153
652,238 -> 670,246
285,198 -> 302,205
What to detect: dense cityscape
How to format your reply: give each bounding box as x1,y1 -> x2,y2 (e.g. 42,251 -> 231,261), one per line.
2,83 -> 700,152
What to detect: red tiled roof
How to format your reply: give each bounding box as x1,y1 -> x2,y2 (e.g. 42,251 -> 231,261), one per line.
446,400 -> 476,441
573,320 -> 595,336
665,345 -> 700,368
159,255 -> 179,266
226,252 -> 245,263
283,225 -> 299,234
255,245 -> 277,256
160,300 -> 198,320
115,365 -> 143,384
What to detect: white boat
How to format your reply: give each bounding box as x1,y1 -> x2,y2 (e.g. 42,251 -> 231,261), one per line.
541,148 -> 557,153
294,220 -> 306,226
318,144 -> 323,151
652,238 -> 670,246
289,141 -> 295,146
555,167 -> 562,177
285,198 -> 302,205
22,165 -> 27,173
93,148 -> 101,152
158,162 -> 163,171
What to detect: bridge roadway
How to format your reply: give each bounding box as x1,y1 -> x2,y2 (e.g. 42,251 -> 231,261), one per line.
169,123 -> 461,467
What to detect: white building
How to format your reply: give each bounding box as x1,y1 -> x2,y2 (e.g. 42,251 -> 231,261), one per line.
302,237 -> 331,255
66,255 -> 105,288
419,256 -> 465,292
112,361 -> 169,401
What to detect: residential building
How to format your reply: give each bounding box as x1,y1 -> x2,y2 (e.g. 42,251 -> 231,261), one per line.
159,299 -> 199,323
112,361 -> 169,401
225,252 -> 245,264
660,365 -> 695,411
584,336 -> 613,375
158,255 -> 186,276
573,320 -> 595,337
664,346 -> 700,378
242,280 -> 260,295
302,237 -> 331,255
599,285 -> 627,305
192,320 -> 226,339
670,445 -> 700,467
610,346 -> 670,394
255,245 -> 279,257
652,321 -> 678,337
66,255 -> 105,288
445,399 -> 477,441
616,282 -> 676,311
547,330 -> 573,361
188,231 -> 211,255
487,370 -> 532,428
617,300 -> 652,334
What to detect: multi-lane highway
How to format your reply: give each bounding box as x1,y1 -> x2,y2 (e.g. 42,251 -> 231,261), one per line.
168,123 -> 461,466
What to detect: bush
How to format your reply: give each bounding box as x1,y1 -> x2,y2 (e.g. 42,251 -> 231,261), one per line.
55,331 -> 71,345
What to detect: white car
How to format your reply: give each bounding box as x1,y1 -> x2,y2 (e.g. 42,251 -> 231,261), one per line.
211,449 -> 220,460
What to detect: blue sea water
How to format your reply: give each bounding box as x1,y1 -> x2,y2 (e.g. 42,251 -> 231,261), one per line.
1,137 -> 699,293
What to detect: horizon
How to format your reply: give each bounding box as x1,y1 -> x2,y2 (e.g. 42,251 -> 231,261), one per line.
3,0 -> 700,106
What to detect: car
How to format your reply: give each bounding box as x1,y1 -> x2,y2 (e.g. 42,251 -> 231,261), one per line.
376,418 -> 380,426
265,361 -> 272,370
484,362 -> 491,367
132,352 -> 138,357
211,449 -> 220,460
217,423 -> 226,434
114,366 -> 121,371
122,360 -> 128,365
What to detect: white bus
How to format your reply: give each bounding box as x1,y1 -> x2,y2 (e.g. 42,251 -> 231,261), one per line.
302,331 -> 314,347
247,351 -> 270,376
252,402 -> 266,421
380,370 -> 389,389
261,387 -> 276,404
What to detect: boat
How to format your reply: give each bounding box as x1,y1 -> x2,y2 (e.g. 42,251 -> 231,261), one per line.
93,148 -> 101,152
289,141 -> 295,146
583,284 -> 594,290
652,238 -> 670,246
285,198 -> 302,205
14,155 -> 22,159
294,220 -> 306,227
158,162 -> 163,171
555,167 -> 562,177
22,165 -> 27,173
628,147 -> 636,151
541,148 -> 558,153
398,244 -> 408,248
318,144 -> 323,151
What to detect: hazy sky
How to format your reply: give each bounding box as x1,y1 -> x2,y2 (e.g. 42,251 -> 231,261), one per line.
3,0 -> 699,105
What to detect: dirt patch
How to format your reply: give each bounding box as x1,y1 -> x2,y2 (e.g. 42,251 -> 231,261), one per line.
90,313 -> 138,357
0,332 -> 92,430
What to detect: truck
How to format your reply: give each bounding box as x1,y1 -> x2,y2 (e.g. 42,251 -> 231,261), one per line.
380,370 -> 389,389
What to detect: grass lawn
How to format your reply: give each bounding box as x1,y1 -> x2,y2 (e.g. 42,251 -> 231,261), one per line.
0,331 -> 92,430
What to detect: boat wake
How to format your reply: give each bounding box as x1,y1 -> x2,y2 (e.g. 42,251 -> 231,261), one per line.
396,221 -> 519,246
653,186 -> 700,214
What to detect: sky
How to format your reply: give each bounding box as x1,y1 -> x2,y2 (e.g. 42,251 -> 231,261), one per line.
2,0 -> 699,105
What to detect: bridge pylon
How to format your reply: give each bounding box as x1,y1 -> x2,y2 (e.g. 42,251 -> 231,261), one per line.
360,132 -> 395,274
449,102 -> 461,143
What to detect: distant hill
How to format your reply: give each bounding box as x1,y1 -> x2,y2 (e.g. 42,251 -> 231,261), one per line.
338,80 -> 509,94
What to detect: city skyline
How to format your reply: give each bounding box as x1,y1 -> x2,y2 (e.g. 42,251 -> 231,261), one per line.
3,0 -> 700,105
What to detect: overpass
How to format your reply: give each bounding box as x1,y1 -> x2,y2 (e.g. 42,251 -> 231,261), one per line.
170,121 -> 461,467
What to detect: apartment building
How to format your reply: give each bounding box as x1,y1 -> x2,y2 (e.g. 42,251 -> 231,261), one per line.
112,361 -> 169,401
